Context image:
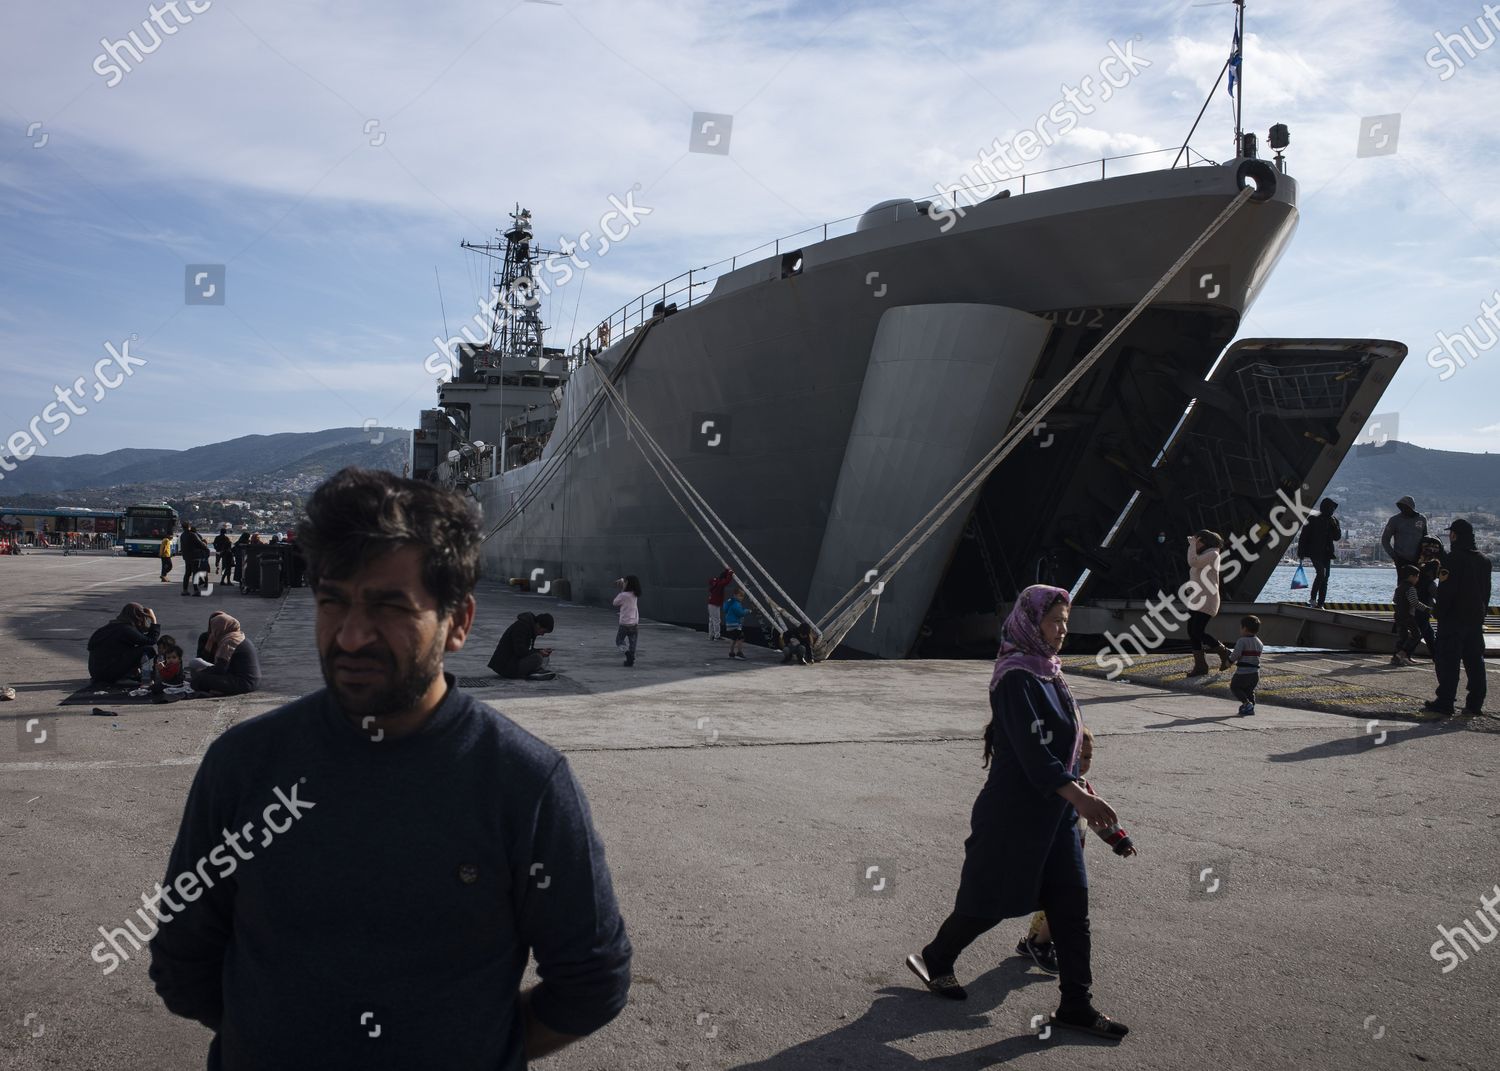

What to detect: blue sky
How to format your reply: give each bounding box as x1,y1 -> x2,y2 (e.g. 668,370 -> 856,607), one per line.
2,0 -> 1498,464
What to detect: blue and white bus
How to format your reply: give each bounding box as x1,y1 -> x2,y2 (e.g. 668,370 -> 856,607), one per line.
121,504 -> 178,556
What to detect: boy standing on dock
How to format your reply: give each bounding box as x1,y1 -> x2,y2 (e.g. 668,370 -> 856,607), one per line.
1391,566 -> 1429,667
723,589 -> 749,659
1228,616 -> 1264,716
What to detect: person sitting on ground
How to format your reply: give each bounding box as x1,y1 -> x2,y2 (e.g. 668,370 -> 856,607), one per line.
189,611 -> 261,696
489,612 -> 556,681
781,620 -> 814,665
1228,615 -> 1264,715
155,637 -> 186,688
132,637 -> 188,698
1015,725 -> 1137,974
1391,566 -> 1429,668
722,590 -> 749,660
88,603 -> 162,684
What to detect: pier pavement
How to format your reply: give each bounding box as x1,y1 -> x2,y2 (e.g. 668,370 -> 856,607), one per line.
2,553 -> 1498,1071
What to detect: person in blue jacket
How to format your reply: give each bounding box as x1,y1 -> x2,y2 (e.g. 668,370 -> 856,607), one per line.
905,584 -> 1130,1041
722,589 -> 749,659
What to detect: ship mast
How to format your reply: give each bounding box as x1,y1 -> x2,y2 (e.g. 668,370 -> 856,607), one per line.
1232,0 -> 1245,157
460,205 -> 554,371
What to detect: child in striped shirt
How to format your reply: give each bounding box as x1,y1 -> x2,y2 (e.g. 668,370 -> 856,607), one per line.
1229,615 -> 1264,716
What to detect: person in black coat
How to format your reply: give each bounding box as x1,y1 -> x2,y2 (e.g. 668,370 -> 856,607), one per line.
1426,519 -> 1493,717
180,524 -> 211,595
213,527 -> 234,583
489,612 -> 555,679
906,585 -> 1129,1040
1295,497 -> 1341,608
87,603 -> 161,684
229,532 -> 249,584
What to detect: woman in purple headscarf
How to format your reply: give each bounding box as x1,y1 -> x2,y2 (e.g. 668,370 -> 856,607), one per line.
905,585 -> 1129,1040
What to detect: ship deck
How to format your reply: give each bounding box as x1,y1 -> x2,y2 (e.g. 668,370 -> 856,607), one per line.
3,551 -> 1497,1069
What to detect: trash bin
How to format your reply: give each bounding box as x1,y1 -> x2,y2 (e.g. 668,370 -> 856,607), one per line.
259,552 -> 283,597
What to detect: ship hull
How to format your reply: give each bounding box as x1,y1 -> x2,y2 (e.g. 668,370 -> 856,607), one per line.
472,162 -> 1301,655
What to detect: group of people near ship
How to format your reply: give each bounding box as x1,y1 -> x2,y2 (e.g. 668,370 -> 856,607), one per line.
86,604 -> 262,698
158,524 -> 306,595
1183,496 -> 1491,718
484,567 -> 764,680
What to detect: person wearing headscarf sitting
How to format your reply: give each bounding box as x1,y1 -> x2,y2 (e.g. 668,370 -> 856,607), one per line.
905,585 -> 1130,1041
190,611 -> 261,696
87,603 -> 161,684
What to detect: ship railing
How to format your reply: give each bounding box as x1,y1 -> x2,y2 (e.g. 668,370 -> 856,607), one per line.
565,145 -> 1220,369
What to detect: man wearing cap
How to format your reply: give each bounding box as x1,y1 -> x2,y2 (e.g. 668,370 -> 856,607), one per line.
1424,518 -> 1491,718
1380,497 -> 1428,574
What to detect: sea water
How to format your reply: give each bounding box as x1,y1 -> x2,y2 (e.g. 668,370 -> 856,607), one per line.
1256,563 -> 1399,604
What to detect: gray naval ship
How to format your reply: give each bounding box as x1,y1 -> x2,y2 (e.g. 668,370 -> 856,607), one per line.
411,129 -> 1405,658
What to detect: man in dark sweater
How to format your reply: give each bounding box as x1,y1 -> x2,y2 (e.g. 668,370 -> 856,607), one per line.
147,468 -> 631,1069
1425,518 -> 1493,717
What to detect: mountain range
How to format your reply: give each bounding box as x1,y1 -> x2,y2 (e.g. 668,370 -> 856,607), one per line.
0,428 -> 407,501
1,432 -> 1495,519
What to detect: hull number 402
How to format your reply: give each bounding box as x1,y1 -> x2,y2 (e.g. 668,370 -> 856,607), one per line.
1041,307 -> 1106,328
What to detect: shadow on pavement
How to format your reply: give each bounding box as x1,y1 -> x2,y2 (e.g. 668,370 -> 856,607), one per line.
730,961 -> 1118,1068
1267,721 -> 1466,762
1142,713 -> 1243,728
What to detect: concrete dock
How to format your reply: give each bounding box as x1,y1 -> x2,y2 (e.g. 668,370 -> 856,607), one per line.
3,552 -> 1499,1070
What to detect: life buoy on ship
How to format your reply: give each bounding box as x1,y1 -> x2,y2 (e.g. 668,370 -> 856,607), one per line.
1236,158 -> 1278,202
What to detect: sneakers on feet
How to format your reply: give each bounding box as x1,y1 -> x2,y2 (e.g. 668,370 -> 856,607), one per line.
1016,936 -> 1060,974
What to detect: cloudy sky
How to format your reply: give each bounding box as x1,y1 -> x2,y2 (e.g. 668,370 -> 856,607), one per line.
2,0 -> 1497,466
